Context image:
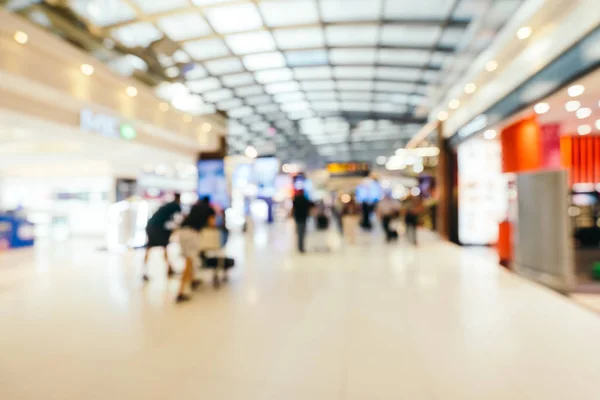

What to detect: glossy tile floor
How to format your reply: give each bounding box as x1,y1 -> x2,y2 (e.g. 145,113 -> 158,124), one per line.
2,223 -> 600,399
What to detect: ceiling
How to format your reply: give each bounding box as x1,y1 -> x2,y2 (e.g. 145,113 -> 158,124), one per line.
2,0 -> 525,164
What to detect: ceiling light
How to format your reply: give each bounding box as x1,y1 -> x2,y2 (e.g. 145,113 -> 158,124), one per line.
80,63 -> 94,76
464,83 -> 477,94
376,156 -> 387,165
14,31 -> 28,44
165,66 -> 180,78
184,115 -> 192,123
534,102 -> 550,114
126,86 -> 138,97
413,164 -> 424,174
159,102 -> 169,112
517,26 -> 532,40
437,111 -> 449,121
485,60 -> 498,72
568,84 -> 585,97
565,100 -> 581,112
578,125 -> 592,135
202,123 -> 212,132
448,99 -> 460,109
577,107 -> 592,119
484,129 -> 497,140
596,119 -> 600,130
245,145 -> 258,158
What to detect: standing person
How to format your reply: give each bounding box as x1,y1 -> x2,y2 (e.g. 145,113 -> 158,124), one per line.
292,190 -> 313,253
341,196 -> 361,245
376,194 -> 400,242
176,197 -> 216,303
143,193 -> 181,281
405,196 -> 424,246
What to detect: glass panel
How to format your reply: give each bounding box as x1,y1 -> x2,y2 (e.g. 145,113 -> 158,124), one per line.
131,0 -> 189,13
243,52 -> 286,71
255,68 -> 294,84
285,50 -> 328,67
235,85 -> 264,97
265,81 -> 300,94
157,13 -> 212,41
339,91 -> 373,101
245,95 -> 272,105
203,88 -> 234,103
374,81 -> 414,92
383,0 -> 453,19
273,92 -> 305,103
334,66 -> 375,79
186,77 -> 221,93
306,92 -> 337,101
183,39 -> 230,60
320,0 -> 382,22
288,110 -> 314,120
184,64 -> 208,80
378,49 -> 432,66
381,25 -> 442,46
242,115 -> 263,124
376,67 -> 422,81
204,3 -> 263,34
221,73 -> 255,87
217,98 -> 243,110
294,66 -> 332,80
259,0 -> 319,27
111,22 -> 163,48
107,54 -> 147,76
342,101 -> 372,111
225,31 -> 276,55
251,121 -> 270,132
71,0 -> 135,27
228,106 -> 255,118
329,48 -> 376,64
205,57 -> 245,75
326,25 -> 379,46
273,27 -> 325,50
256,104 -> 281,114
439,27 -> 465,47
373,103 -> 406,113
301,80 -> 335,91
337,80 -> 373,91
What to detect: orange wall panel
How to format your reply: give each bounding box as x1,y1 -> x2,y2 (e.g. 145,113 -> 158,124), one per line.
500,116 -> 542,173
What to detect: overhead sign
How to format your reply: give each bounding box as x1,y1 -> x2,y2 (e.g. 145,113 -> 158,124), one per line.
327,162 -> 371,177
80,109 -> 137,140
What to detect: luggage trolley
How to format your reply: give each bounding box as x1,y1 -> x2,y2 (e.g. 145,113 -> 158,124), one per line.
198,227 -> 234,288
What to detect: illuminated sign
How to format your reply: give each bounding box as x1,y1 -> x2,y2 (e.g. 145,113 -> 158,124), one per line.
327,162 -> 371,177
80,109 -> 137,140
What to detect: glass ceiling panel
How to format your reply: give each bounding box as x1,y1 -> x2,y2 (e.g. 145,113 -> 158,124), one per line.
306,92 -> 337,100
294,66 -> 332,80
273,27 -> 326,50
221,72 -> 255,87
301,80 -> 336,91
111,22 -> 162,48
329,49 -> 377,65
376,67 -> 422,81
383,0 -> 454,20
326,25 -> 379,47
245,95 -> 272,105
186,77 -> 221,93
259,0 -> 320,27
285,50 -> 329,67
235,85 -> 264,97
183,38 -> 230,60
439,27 -> 466,47
131,0 -> 188,14
203,88 -> 233,103
204,57 -> 245,75
217,98 -> 243,110
273,92 -> 305,103
311,101 -> 339,111
265,81 -> 301,94
381,25 -> 442,47
320,0 -> 382,22
337,81 -> 373,91
255,68 -> 294,84
334,66 -> 375,79
374,81 -> 414,92
256,104 -> 281,114
225,31 -> 276,55
339,91 -> 373,101
228,106 -> 254,119
70,0 -> 135,27
243,52 -> 286,71
204,3 -> 263,34
157,13 -> 212,41
377,49 -> 432,66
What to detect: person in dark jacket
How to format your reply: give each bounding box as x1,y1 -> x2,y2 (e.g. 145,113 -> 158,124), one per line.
143,193 -> 181,281
292,190 -> 313,253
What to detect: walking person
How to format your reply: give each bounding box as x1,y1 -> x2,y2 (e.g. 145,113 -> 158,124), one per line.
405,196 -> 424,246
292,190 -> 313,253
176,197 -> 216,303
376,194 -> 400,242
143,193 -> 181,281
341,196 -> 360,245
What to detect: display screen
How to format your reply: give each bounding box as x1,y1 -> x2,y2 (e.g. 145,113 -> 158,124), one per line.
253,157 -> 279,198
198,159 -> 229,209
